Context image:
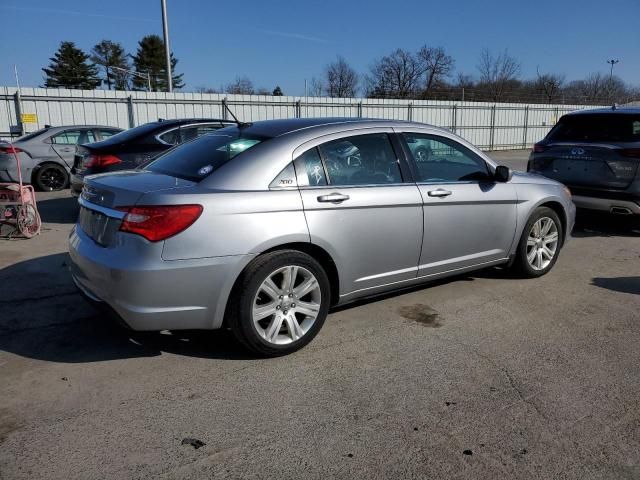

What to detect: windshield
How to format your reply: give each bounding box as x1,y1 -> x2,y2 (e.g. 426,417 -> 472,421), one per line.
144,130 -> 269,182
548,114 -> 640,143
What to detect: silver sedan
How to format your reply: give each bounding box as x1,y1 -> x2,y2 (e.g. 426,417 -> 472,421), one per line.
69,118 -> 575,356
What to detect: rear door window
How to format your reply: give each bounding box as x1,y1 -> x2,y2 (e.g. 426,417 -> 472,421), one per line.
548,114 -> 640,142
316,133 -> 403,186
52,129 -> 95,145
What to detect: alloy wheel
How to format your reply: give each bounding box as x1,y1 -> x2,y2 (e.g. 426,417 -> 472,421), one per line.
526,216 -> 559,271
252,265 -> 322,345
39,167 -> 66,191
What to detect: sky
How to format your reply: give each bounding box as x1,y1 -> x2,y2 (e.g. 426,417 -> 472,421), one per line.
0,0 -> 638,95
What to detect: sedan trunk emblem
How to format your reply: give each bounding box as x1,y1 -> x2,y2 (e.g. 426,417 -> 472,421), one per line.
571,148 -> 585,155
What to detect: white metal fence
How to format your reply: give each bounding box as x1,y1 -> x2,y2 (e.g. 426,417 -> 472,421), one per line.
0,86 -> 595,150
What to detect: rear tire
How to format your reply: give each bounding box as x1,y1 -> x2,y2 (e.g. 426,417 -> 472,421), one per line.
512,207 -> 563,278
34,163 -> 69,191
227,250 -> 331,357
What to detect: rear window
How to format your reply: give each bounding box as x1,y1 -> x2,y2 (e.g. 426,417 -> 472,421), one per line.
144,130 -> 268,182
548,114 -> 640,142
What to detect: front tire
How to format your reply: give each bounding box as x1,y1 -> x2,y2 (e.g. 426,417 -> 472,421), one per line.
227,250 -> 331,357
512,206 -> 563,278
34,163 -> 69,191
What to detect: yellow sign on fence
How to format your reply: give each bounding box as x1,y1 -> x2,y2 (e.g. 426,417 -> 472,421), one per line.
21,113 -> 37,123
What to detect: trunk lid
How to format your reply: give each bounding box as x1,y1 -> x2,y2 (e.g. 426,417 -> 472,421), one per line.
531,143 -> 639,190
78,171 -> 195,246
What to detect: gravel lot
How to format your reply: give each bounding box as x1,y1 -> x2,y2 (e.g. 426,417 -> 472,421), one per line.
1,151 -> 639,479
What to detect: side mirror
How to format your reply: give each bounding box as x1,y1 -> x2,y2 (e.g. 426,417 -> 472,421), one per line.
494,165 -> 512,182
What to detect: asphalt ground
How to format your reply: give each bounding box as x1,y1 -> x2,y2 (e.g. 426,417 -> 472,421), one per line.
1,150 -> 639,479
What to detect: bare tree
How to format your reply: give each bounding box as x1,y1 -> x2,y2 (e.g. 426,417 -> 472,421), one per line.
535,67 -> 565,103
307,77 -> 324,97
476,49 -> 521,101
416,46 -> 454,98
226,76 -> 255,95
255,87 -> 272,95
195,86 -> 219,94
366,48 -> 424,98
324,56 -> 359,97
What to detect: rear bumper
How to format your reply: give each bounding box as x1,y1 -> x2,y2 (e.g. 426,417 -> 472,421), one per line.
68,225 -> 253,331
572,195 -> 640,215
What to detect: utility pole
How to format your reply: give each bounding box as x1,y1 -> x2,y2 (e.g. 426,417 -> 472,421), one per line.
606,59 -> 619,80
161,0 -> 173,92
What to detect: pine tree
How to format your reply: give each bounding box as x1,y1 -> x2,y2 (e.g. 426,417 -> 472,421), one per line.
43,41 -> 100,89
130,35 -> 184,91
91,40 -> 130,90
272,85 -> 283,96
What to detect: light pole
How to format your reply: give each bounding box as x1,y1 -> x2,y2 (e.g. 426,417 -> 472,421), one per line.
111,66 -> 152,92
606,59 -> 619,80
161,0 -> 173,92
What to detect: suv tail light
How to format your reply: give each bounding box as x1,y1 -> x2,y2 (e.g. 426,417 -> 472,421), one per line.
620,148 -> 640,159
116,205 -> 203,242
0,145 -> 23,154
83,154 -> 122,168
532,143 -> 547,153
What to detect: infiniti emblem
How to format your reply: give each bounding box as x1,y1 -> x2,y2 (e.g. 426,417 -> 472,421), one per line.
571,148 -> 585,155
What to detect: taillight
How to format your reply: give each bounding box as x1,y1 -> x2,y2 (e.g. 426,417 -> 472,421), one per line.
116,205 -> 203,242
532,144 -> 547,153
83,154 -> 122,168
620,148 -> 640,159
0,145 -> 23,154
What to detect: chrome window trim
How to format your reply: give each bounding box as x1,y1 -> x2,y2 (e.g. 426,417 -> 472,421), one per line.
155,122 -> 231,146
78,195 -> 127,220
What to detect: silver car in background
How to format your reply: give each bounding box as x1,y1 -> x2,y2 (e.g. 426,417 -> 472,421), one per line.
69,118 -> 575,356
0,125 -> 122,190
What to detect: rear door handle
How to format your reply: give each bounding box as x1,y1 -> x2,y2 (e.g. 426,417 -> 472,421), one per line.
427,188 -> 452,197
317,193 -> 350,203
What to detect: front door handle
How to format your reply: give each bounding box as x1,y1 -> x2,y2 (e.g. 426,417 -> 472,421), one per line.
427,188 -> 452,198
317,193 -> 350,203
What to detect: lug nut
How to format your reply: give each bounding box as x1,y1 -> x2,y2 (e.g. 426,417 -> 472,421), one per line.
291,303 -> 296,307
276,305 -> 280,310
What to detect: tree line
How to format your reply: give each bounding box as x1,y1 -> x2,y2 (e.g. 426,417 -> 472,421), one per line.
42,40 -> 638,105
303,47 -> 638,105
43,36 -> 184,91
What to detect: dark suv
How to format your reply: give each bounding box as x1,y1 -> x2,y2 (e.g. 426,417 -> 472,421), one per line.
528,107 -> 640,217
70,118 -> 233,196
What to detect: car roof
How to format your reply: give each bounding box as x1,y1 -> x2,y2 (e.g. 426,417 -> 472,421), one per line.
142,118 -> 232,128
565,107 -> 640,116
232,117 -> 445,138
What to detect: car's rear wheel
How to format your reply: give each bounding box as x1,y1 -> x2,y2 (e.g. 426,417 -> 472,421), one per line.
34,163 -> 68,191
227,250 -> 331,356
512,206 -> 563,277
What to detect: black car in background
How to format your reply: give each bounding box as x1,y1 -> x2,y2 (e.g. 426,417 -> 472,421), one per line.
528,107 -> 640,217
70,118 -> 233,196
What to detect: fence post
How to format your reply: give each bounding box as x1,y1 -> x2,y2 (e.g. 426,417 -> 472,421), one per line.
126,95 -> 135,128
451,104 -> 457,133
295,100 -> 301,118
13,92 -> 24,136
522,105 -> 529,149
553,106 -> 559,125
407,102 -> 413,121
489,105 -> 496,150
357,101 -> 363,118
221,97 -> 228,120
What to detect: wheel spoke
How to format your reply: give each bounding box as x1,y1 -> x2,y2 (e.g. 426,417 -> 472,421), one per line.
293,277 -> 318,298
536,249 -> 544,269
544,232 -> 559,244
252,302 -> 277,322
295,300 -> 320,318
527,237 -> 537,247
281,266 -> 298,293
284,315 -> 304,341
264,315 -> 284,342
533,220 -> 541,238
541,245 -> 555,260
541,218 -> 552,236
527,247 -> 537,263
260,277 -> 282,300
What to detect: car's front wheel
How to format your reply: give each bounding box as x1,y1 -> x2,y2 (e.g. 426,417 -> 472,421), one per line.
227,250 -> 331,356
512,206 -> 563,277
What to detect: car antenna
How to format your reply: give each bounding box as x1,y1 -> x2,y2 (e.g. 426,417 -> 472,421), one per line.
223,103 -> 252,128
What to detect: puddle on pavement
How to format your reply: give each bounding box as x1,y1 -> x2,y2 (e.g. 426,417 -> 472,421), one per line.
398,304 -> 442,327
